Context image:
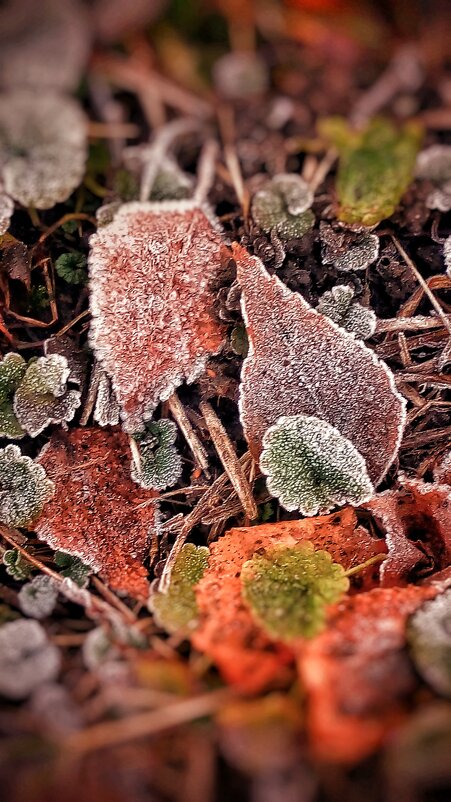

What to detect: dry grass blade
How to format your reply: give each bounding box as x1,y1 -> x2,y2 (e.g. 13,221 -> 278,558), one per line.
168,392 -> 210,476
392,236 -> 451,333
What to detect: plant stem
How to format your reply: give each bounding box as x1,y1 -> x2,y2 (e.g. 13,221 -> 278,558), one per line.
344,552 -> 386,578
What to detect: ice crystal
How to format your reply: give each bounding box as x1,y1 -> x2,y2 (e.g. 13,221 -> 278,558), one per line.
319,116 -> 422,226
131,419 -> 182,491
444,236 -> 451,278
0,445 -> 54,527
18,575 -> 58,620
317,285 -> 376,339
0,619 -> 61,699
89,201 -> 228,431
320,222 -> 380,272
251,173 -> 314,240
0,90 -> 87,209
2,548 -> 33,581
408,589 -> 451,699
150,543 -> 209,634
260,414 -> 374,515
0,193 -> 14,235
241,542 -> 349,641
35,428 -> 159,599
0,352 -> 27,438
55,253 -> 88,285
416,145 -> 451,212
234,244 -> 406,485
13,354 -> 81,437
54,551 -> 91,588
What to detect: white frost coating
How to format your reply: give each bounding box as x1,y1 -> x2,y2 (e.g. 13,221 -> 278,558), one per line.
235,246 -> 406,486
320,223 -> 380,272
416,145 -> 451,212
251,173 -> 314,240
260,414 -> 374,515
13,354 -> 81,437
131,419 -> 182,491
18,575 -> 59,620
0,90 -> 87,209
316,285 -> 377,340
0,444 -> 55,527
93,369 -> 120,427
444,236 -> 451,278
0,619 -> 61,700
89,201 -> 227,432
0,193 -> 13,234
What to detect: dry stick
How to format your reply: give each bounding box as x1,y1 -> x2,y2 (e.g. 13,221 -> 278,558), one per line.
167,392 -> 210,477
224,143 -> 249,216
139,118 -> 203,202
193,139 -> 219,205
307,148 -> 337,194
392,236 -> 451,335
79,360 -> 102,426
199,401 -> 258,520
375,315 -> 451,333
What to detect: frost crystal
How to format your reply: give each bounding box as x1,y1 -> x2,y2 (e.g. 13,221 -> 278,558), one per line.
408,589 -> 451,699
0,90 -> 87,209
0,445 -> 54,527
234,244 -> 406,485
416,145 -> 451,212
18,575 -> 58,620
150,543 -> 209,634
320,223 -> 380,272
0,193 -> 14,234
251,173 -> 314,240
444,236 -> 451,278
13,354 -> 81,437
131,419 -> 182,491
260,414 -> 374,515
0,352 -> 27,438
317,285 -> 376,339
241,542 -> 349,640
89,201 -> 228,431
0,619 -> 61,699
35,427 -> 159,599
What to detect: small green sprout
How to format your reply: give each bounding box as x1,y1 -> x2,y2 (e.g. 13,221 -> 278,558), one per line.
13,354 -> 81,437
55,252 -> 88,285
149,543 -> 209,634
18,575 -> 58,620
408,589 -> 451,699
131,419 -> 182,491
251,173 -> 315,240
260,414 -> 374,516
54,551 -> 91,588
0,444 -> 54,527
2,548 -> 33,581
0,352 -> 27,438
317,285 -> 376,340
241,542 -> 350,640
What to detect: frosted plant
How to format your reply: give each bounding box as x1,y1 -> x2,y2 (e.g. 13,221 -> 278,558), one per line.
408,589 -> 451,698
55,253 -> 88,285
93,369 -> 120,427
260,414 -> 374,515
0,445 -> 54,527
54,551 -> 91,588
251,173 -> 314,240
2,548 -> 33,581
234,243 -> 406,485
0,618 -> 61,699
0,90 -> 87,209
149,543 -> 209,634
18,575 -> 58,620
444,236 -> 451,278
0,352 -> 27,438
416,145 -> 451,213
13,354 -> 81,437
0,192 -> 14,234
241,542 -> 350,640
320,223 -> 380,272
131,419 -> 182,491
317,285 -> 377,339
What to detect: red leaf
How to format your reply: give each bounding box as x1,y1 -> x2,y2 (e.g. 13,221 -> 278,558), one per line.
233,243 -> 405,485
35,427 -> 159,599
89,203 -> 229,431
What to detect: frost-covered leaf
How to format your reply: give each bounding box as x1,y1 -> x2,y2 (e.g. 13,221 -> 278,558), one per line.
408,589 -> 451,699
320,222 -> 380,272
0,193 -> 13,235
444,236 -> 451,278
2,548 -> 33,581
364,478 -> 451,587
131,419 -> 182,491
89,202 -> 229,431
150,543 -> 209,634
18,575 -> 58,620
55,253 -> 88,285
54,551 -> 91,588
35,427 -> 159,599
0,618 -> 60,699
319,117 -> 422,226
43,335 -> 88,388
242,542 -> 349,641
13,354 -> 81,437
260,414 -> 374,515
0,352 -> 27,438
0,90 -> 88,209
234,244 -> 405,485
416,145 -> 451,212
251,173 -> 314,240
317,285 -> 376,339
93,369 -> 120,427
0,445 -> 54,527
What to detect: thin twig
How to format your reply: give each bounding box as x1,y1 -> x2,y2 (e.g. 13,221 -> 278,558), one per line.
193,140 -> 219,205
392,236 -> 451,334
167,392 -> 210,477
375,314 -> 451,333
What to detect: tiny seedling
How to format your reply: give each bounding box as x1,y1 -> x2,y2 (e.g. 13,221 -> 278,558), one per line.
317,285 -> 376,339
251,172 -> 314,240
131,419 -> 182,491
0,444 -> 54,527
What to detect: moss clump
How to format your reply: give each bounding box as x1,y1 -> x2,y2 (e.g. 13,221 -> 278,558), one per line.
149,543 -> 209,634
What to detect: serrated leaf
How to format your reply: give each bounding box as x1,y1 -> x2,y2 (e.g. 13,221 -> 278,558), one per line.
13,354 -> 81,437
319,116 -> 422,226
0,444 -> 54,527
131,419 -> 182,491
242,542 -> 349,641
0,352 -> 26,438
149,543 -> 209,634
408,589 -> 451,699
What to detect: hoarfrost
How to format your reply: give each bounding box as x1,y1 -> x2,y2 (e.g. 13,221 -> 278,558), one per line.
0,444 -> 54,527
13,354 -> 81,437
317,285 -> 376,339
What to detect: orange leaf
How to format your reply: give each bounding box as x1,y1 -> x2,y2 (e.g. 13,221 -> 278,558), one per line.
233,243 -> 405,485
35,427 -> 159,599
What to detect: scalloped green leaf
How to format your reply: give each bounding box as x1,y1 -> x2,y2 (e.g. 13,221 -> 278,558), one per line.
0,353 -> 27,438
0,444 -> 54,527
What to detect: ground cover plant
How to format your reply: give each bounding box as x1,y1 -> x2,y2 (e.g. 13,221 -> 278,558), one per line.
0,1 -> 450,801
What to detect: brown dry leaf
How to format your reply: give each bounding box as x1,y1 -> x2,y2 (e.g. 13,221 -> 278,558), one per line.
233,243 -> 405,485
0,233 -> 31,288
364,478 -> 451,587
89,203 -> 229,431
297,582 -> 449,764
35,427 -> 159,599
192,509 -> 380,693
